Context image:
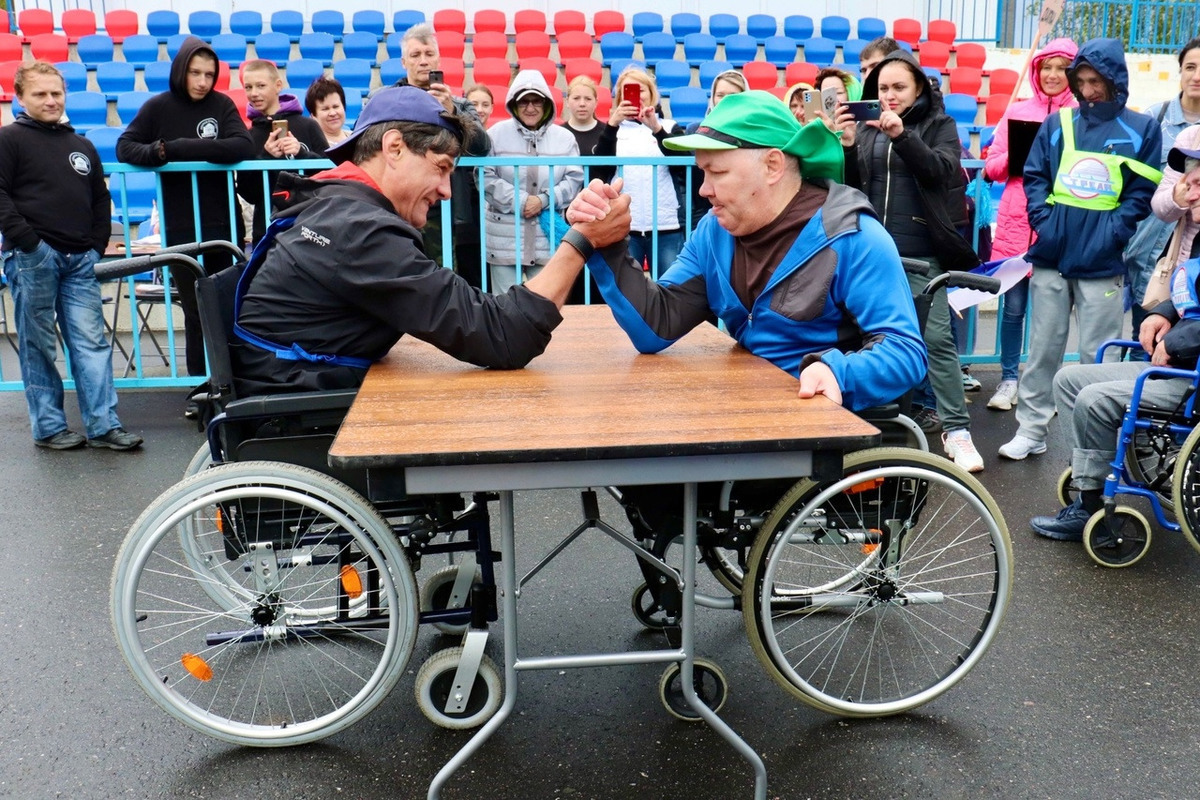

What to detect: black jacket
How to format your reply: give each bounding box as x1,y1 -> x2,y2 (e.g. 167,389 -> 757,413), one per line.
116,36 -> 255,241
0,114 -> 111,255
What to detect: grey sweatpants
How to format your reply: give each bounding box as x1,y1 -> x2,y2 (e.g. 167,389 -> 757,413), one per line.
905,260 -> 970,431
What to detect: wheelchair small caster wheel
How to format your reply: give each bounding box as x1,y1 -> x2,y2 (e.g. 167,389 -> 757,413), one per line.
658,658 -> 728,722
631,582 -> 674,630
1083,507 -> 1152,569
420,564 -> 481,635
1056,467 -> 1077,508
414,646 -> 502,730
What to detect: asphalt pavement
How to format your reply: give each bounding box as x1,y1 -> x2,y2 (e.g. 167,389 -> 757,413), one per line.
3,376 -> 1199,800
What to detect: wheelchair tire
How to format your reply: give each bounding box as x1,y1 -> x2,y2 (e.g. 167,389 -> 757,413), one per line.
1173,426 -> 1200,556
183,441 -> 214,479
111,461 -> 418,747
414,646 -> 502,730
1083,507 -> 1151,568
1126,408 -> 1184,514
741,447 -> 1012,718
420,563 -> 481,635
659,658 -> 728,721
1056,467 -> 1077,508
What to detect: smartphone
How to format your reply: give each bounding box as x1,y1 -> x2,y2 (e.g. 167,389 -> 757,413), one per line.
622,82 -> 642,112
801,90 -> 823,121
820,86 -> 840,117
428,69 -> 444,85
271,118 -> 289,136
845,100 -> 882,121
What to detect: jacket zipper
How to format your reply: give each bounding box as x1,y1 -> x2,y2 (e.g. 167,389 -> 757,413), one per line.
883,139 -> 894,228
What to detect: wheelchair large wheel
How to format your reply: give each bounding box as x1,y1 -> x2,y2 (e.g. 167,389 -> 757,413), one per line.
1172,426 -> 1200,555
111,461 -> 419,747
742,448 -> 1012,718
1126,409 -> 1182,513
183,441 -> 215,479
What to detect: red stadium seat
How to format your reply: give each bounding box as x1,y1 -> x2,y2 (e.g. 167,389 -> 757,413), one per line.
104,10 -> 139,44
556,31 -> 595,61
742,61 -> 780,90
785,61 -> 819,87
956,43 -> 987,70
514,10 -> 546,34
553,11 -> 586,36
18,9 -> 54,41
439,57 -> 466,91
62,9 -> 98,44
988,68 -> 1020,98
0,33 -> 21,62
592,11 -> 626,39
0,60 -> 18,101
918,40 -> 952,71
985,93 -> 1010,126
437,31 -> 466,60
518,56 -> 558,88
30,33 -> 70,63
473,9 -> 506,35
926,19 -> 957,46
471,57 -> 513,87
433,9 -> 467,35
486,84 -> 511,121
893,18 -> 921,46
471,31 -> 509,61
515,30 -> 551,60
563,58 -> 602,85
949,67 -> 983,97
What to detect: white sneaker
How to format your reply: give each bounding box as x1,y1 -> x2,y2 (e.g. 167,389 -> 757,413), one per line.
998,434 -> 1047,460
987,379 -> 1019,411
943,429 -> 984,473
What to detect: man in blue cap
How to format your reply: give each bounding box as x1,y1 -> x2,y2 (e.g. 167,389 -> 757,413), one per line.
232,86 -> 630,395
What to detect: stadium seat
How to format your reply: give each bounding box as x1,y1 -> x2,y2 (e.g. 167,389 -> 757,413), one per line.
379,58 -> 405,85
943,93 -> 979,126
284,59 -> 325,91
352,10 -> 385,40
608,59 -> 645,80
918,40 -> 952,71
62,9 -> 98,43
393,10 -> 426,36
385,32 -> 404,59
682,33 -> 717,66
473,9 -> 506,35
119,34 -> 159,67
311,10 -> 344,40
592,11 -> 626,39
957,124 -> 971,149
299,32 -> 336,64
698,60 -> 734,87
841,40 -> 868,68
640,31 -> 676,62
927,19 -> 957,45
211,34 -> 247,67
653,59 -> 691,91
708,14 -> 740,42
223,87 -> 249,124
518,57 -> 557,87
785,61 -> 819,87
631,12 -> 663,40
146,10 -> 181,42
556,30 -> 595,61
485,84 -> 510,121
333,58 -> 372,96
956,43 -> 987,70
723,34 -> 759,65
76,33 -> 115,66
97,61 -> 137,98
471,57 -> 513,87
820,16 -> 851,43
857,17 -> 887,41
111,170 -> 158,225
593,90 -> 612,122
30,33 -> 69,63
599,32 -> 636,65
671,13 -> 702,41
18,8 -> 53,41
0,33 -> 19,62
253,31 -> 292,64
801,37 -> 837,68
985,93 -> 1010,125
342,31 -> 380,62
270,10 -> 304,42
949,67 -> 983,97
166,33 -> 191,60
116,90 -> 154,124
433,9 -> 467,35
86,125 -> 124,163
56,61 -> 89,93
923,66 -> 943,87
437,31 -> 466,60
563,58 -> 602,85
0,61 -> 16,102
230,11 -> 263,40
667,86 -> 707,124
471,30 -> 509,60
515,10 -> 546,34
439,57 -> 466,91
214,60 -> 231,92
747,14 -> 778,42
783,15 -> 815,41
143,61 -> 172,93
104,10 -> 139,44
188,11 -> 222,40
893,18 -> 922,46
988,68 -> 1020,98
515,30 -> 551,60
553,11 -> 586,36
66,91 -> 108,133
742,61 -> 780,90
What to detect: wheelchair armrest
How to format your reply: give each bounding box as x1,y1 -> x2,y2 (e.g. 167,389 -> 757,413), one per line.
222,389 -> 358,419
856,403 -> 901,422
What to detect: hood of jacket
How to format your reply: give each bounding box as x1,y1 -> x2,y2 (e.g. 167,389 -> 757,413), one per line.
1029,37 -> 1079,107
248,93 -> 304,122
1069,37 -> 1129,120
505,69 -> 555,131
169,36 -> 220,102
860,48 -> 942,125
13,112 -> 75,133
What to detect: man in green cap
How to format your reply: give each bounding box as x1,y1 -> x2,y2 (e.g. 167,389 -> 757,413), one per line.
565,90 -> 925,411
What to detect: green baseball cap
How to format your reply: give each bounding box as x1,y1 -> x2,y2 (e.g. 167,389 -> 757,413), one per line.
664,90 -> 844,182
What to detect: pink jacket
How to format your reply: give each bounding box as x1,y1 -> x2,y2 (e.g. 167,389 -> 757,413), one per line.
1152,123 -> 1200,267
983,38 -> 1079,259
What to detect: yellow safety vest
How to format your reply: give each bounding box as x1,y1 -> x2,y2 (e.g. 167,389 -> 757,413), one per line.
1047,108 -> 1162,210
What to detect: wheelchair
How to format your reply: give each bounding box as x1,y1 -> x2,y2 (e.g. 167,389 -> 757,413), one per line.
1054,340 -> 1200,568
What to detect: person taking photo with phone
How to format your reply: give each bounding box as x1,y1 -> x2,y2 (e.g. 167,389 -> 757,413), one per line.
832,48 -> 986,473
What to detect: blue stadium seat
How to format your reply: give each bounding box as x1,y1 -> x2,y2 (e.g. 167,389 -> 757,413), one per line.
143,61 -> 172,93
333,58 -> 373,96
671,13 -> 702,42
747,14 -> 778,42
763,36 -> 797,66
857,17 -> 887,41
188,11 -> 222,40
682,33 -> 717,66
923,66 -> 943,86
284,59 -> 325,91
957,124 -> 971,149
820,15 -> 851,43
66,91 -> 108,133
253,31 -> 292,64
311,10 -> 344,40
379,58 -> 405,86
97,61 -> 136,98
120,35 -> 160,68
385,32 -> 404,59
111,170 -> 157,225
392,10 -> 426,36
640,31 -> 676,62
56,61 -> 89,93
76,33 -> 114,67
86,125 -> 123,163
944,93 -> 979,126
343,90 -> 363,126
608,59 -> 645,80
783,15 -> 814,41
342,31 -> 379,62
165,33 -> 191,60
116,90 -> 154,124
271,10 -> 305,42
801,37 -> 837,68
698,60 -> 734,87
841,40 -> 868,68
229,10 -> 263,40
146,10 -> 180,42
653,59 -> 691,92
352,10 -> 385,40
723,34 -> 758,65
599,32 -> 636,65
298,32 -> 336,65
708,14 -> 740,42
631,12 -> 663,40
211,34 -> 248,66
667,86 -> 708,124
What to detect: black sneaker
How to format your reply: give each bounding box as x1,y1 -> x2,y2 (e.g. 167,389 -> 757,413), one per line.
911,406 -> 942,434
35,430 -> 86,450
87,428 -> 144,451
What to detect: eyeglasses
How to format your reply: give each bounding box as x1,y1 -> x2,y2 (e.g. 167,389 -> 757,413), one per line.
517,96 -> 545,107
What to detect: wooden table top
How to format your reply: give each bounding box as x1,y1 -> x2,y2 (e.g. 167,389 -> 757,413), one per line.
328,305 -> 879,469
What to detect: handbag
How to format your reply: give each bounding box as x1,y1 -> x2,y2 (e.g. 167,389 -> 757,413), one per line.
1141,223 -> 1184,310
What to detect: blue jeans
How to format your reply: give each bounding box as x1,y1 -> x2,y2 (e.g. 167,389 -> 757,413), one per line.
2,242 -> 122,441
628,229 -> 683,280
998,276 -> 1029,381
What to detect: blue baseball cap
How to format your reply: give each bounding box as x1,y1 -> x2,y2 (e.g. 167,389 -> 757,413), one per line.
326,85 -> 463,164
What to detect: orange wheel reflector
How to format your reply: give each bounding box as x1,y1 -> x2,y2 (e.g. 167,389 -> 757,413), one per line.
214,508 -> 224,534
340,565 -> 364,599
861,542 -> 880,555
847,477 -> 885,495
181,653 -> 213,682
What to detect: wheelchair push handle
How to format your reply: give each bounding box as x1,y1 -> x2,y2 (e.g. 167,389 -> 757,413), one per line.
921,271 -> 1002,296
94,240 -> 246,283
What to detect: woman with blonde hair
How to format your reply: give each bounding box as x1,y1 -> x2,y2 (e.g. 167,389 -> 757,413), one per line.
783,82 -> 814,123
560,75 -> 603,156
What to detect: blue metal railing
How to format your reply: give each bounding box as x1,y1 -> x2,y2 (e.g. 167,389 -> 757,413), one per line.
1000,0 -> 1200,52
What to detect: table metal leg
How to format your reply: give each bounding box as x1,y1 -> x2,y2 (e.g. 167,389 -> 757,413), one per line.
679,481 -> 769,799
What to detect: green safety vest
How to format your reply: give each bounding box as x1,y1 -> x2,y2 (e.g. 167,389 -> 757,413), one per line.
1047,107 -> 1162,210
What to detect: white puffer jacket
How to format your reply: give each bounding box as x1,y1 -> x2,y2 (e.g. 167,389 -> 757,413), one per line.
484,70 -> 583,267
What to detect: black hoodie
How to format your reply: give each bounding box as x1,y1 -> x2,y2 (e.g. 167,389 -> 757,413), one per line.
116,36 -> 254,241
